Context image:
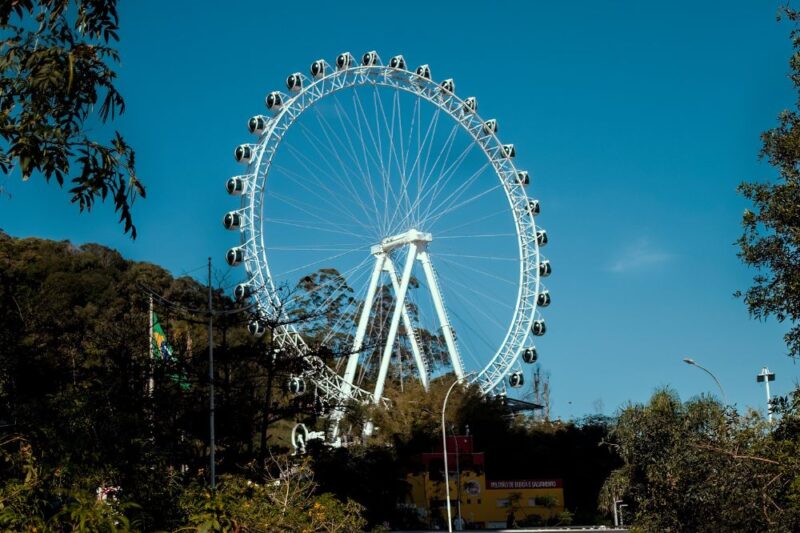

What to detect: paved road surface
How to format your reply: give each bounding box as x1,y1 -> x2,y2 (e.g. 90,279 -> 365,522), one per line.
393,529 -> 629,532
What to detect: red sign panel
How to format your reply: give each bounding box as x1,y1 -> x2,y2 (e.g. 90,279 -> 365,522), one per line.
487,479 -> 563,490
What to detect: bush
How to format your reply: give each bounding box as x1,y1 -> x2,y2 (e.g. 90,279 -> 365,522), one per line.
178,460 -> 366,532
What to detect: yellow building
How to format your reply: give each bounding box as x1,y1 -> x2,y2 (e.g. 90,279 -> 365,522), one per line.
406,436 -> 564,529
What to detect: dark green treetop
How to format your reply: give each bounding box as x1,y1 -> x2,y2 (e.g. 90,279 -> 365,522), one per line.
0,0 -> 144,237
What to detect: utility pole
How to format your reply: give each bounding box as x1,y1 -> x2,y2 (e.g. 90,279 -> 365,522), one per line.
756,366 -> 776,422
208,257 -> 216,490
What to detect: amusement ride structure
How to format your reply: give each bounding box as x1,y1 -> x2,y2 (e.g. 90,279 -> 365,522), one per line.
223,50 -> 551,443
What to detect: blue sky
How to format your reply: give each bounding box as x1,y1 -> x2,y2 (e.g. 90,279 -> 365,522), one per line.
1,0 -> 798,419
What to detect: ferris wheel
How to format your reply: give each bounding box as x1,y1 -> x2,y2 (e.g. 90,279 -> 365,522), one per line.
223,50 -> 551,438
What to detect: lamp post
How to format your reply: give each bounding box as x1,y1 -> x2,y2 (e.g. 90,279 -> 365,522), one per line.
756,366 -> 776,422
442,372 -> 473,533
450,424 -> 463,531
683,357 -> 727,404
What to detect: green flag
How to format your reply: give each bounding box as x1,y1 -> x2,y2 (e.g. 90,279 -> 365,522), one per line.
151,312 -> 190,390
151,312 -> 173,361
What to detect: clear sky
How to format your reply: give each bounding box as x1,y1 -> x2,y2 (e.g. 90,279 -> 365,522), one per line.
1,0 -> 798,419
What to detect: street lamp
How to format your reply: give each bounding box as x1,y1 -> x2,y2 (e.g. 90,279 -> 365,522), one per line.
450,424 -> 463,531
683,357 -> 727,404
756,366 -> 776,422
442,372 -> 474,533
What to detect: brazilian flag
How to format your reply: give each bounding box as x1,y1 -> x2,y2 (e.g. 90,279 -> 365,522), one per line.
152,312 -> 173,361
152,312 -> 190,390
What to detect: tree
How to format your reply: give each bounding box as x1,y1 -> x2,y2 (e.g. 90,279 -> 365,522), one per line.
179,459 -> 366,532
737,7 -> 800,357
601,388 -> 800,531
0,0 -> 144,237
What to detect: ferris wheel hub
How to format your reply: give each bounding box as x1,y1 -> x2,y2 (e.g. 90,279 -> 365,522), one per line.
371,229 -> 432,255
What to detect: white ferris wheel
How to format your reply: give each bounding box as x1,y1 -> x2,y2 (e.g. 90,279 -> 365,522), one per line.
223,50 -> 551,439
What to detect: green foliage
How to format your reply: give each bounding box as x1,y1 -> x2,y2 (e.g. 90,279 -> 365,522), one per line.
0,231 -> 616,529
0,436 -> 137,532
602,388 -> 800,531
737,7 -> 800,357
0,232 -> 369,529
556,510 -> 574,526
0,0 -> 144,237
178,463 -> 366,533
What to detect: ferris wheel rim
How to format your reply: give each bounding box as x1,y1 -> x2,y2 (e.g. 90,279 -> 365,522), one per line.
233,57 -> 542,400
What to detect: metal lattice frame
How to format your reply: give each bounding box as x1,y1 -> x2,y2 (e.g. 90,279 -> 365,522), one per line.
228,56 -> 544,409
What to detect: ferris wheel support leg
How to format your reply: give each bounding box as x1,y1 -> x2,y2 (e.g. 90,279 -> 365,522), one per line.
385,257 -> 429,391
371,244 -> 419,407
342,253 -> 386,389
330,253 -> 385,441
417,250 -> 465,379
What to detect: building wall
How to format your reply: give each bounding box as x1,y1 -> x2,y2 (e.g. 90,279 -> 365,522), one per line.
407,469 -> 564,529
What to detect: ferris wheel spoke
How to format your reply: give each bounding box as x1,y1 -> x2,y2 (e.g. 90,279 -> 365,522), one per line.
383,88 -> 415,230
331,97 -> 384,233
352,89 -> 391,235
401,94 -> 421,192
373,87 -> 407,232
288,253 -> 371,306
354,88 -> 389,234
426,125 -> 465,195
273,157 -> 375,235
435,255 -> 518,287
293,256 -> 372,323
321,265 -> 373,346
414,154 -> 491,230
268,182 -> 366,238
371,88 -> 400,236
394,88 -> 418,225
289,118 -> 363,199
435,208 -> 511,236
268,244 -> 364,252
445,290 -> 502,361
309,105 -> 383,226
401,137 -> 471,231
419,119 -> 460,192
293,121 -> 364,210
409,107 -> 442,226
440,273 -> 514,312
416,122 -> 460,220
423,183 -> 503,230
280,130 -> 377,232
268,190 -> 367,240
416,162 -> 492,230
263,217 -> 367,238
434,251 -> 519,262
419,137 -> 483,221
437,233 -> 517,240
411,277 -> 483,372
445,282 -> 510,343
297,117 -> 374,226
280,245 -> 373,284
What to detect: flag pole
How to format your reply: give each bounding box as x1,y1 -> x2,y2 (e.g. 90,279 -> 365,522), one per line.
208,256 -> 216,490
148,294 -> 154,396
